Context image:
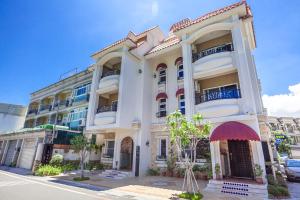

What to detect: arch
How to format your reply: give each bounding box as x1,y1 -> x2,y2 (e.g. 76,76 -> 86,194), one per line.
174,57 -> 183,65
97,51 -> 123,67
156,63 -> 167,71
120,136 -> 134,170
186,22 -> 234,44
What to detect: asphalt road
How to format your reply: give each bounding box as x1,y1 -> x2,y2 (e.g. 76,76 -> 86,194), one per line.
0,170 -> 112,200
287,181 -> 300,199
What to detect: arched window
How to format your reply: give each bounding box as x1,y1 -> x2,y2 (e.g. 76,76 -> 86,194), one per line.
175,57 -> 183,80
158,68 -> 166,84
157,98 -> 167,118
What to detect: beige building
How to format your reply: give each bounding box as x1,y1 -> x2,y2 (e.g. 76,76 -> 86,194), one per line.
0,103 -> 26,134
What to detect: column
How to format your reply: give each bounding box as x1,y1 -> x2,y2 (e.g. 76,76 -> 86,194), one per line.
16,139 -> 24,167
231,17 -> 257,114
250,141 -> 267,183
86,64 -> 102,128
182,40 -> 195,120
210,141 -> 222,180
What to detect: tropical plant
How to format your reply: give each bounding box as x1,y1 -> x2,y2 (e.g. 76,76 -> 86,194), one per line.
70,135 -> 95,179
35,165 -> 62,176
166,110 -> 211,194
254,164 -> 263,177
49,154 -> 63,167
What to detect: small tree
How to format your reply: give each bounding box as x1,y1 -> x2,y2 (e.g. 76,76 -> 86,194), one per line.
167,110 -> 211,194
70,135 -> 94,178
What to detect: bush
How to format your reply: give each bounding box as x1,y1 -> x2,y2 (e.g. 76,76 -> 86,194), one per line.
178,192 -> 203,200
35,165 -> 62,176
147,168 -> 160,176
50,154 -> 63,167
268,185 -> 289,198
62,163 -> 78,172
193,164 -> 209,172
267,174 -> 276,185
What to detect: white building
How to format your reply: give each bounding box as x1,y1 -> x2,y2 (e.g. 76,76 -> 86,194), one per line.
86,2 -> 270,196
0,103 -> 26,133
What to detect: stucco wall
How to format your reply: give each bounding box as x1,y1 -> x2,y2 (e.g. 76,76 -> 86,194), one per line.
196,33 -> 232,52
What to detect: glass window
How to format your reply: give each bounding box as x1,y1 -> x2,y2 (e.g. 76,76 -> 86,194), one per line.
159,99 -> 166,111
73,83 -> 91,97
158,139 -> 167,159
177,62 -> 184,79
158,68 -> 166,84
91,134 -> 96,145
68,107 -> 87,122
179,94 -> 185,114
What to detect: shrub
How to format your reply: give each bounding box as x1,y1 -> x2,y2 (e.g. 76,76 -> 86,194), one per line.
62,163 -> 78,172
254,164 -> 263,177
35,165 -> 62,176
178,192 -> 203,200
267,174 -> 276,185
50,154 -> 63,167
147,168 -> 160,176
268,185 -> 289,198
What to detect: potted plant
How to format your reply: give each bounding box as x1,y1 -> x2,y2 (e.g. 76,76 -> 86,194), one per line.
215,163 -> 221,180
254,164 -> 264,184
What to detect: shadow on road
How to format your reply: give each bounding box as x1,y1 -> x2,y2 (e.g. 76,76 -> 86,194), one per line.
0,166 -> 33,176
49,179 -> 109,191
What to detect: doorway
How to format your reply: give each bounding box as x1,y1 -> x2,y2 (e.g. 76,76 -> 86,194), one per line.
228,140 -> 253,179
120,137 -> 133,170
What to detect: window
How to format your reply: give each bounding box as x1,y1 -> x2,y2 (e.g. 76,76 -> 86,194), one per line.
177,62 -> 184,80
157,138 -> 167,160
158,68 -> 166,84
261,141 -> 271,162
179,94 -> 185,114
73,83 -> 91,97
68,107 -> 87,122
91,134 -> 96,145
157,98 -> 167,117
104,140 -> 115,158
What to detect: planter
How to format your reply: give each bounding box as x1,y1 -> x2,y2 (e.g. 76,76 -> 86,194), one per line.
255,177 -> 264,184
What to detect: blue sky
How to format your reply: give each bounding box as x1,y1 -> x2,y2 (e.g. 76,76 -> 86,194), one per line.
0,0 -> 300,116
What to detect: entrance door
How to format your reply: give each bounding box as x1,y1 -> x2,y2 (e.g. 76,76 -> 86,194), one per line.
120,137 -> 133,170
41,144 -> 53,164
19,138 -> 36,169
228,140 -> 253,179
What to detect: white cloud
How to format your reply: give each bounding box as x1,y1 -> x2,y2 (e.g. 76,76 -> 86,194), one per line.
263,83 -> 300,117
151,1 -> 159,17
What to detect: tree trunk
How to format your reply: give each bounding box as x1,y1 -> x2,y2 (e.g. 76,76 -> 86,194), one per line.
80,151 -> 84,179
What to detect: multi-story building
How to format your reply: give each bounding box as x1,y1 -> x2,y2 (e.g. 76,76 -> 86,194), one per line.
0,103 -> 26,133
24,68 -> 93,131
86,1 -> 270,195
268,116 -> 300,158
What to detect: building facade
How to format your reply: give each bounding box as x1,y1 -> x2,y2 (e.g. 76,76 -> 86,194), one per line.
24,68 -> 93,131
85,1 -> 269,192
0,103 -> 26,134
268,116 -> 300,158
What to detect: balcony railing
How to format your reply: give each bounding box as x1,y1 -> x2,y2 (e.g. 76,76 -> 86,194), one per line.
102,148 -> 114,158
40,105 -> 52,112
97,102 -> 118,113
54,100 -> 69,107
101,70 -> 120,78
156,110 -> 167,118
192,43 -> 233,62
195,89 -> 241,104
156,155 -> 167,161
72,94 -> 89,103
28,109 -> 38,115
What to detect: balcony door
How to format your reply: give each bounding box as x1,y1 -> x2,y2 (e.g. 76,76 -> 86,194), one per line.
120,137 -> 133,171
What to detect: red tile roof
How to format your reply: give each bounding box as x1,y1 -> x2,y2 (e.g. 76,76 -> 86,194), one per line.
170,1 -> 248,32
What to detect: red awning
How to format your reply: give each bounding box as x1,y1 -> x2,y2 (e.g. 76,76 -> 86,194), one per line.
176,88 -> 184,97
174,57 -> 183,65
156,63 -> 167,71
156,92 -> 168,101
210,121 -> 260,142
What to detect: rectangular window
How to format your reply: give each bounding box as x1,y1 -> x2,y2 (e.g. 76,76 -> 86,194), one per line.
261,141 -> 271,162
91,134 -> 96,145
157,138 -> 167,160
73,83 -> 91,98
158,69 -> 166,84
179,94 -> 185,114
68,107 -> 87,122
178,64 -> 184,79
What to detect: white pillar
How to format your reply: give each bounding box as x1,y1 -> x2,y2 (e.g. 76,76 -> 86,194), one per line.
250,141 -> 267,183
12,139 -> 22,164
231,17 -> 257,114
181,40 -> 195,120
210,141 -> 222,180
86,64 -> 102,128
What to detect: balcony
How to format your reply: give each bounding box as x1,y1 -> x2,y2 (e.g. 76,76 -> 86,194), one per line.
94,103 -> 118,126
192,44 -> 235,79
39,105 -> 52,113
195,89 -> 241,118
27,109 -> 38,116
97,71 -> 120,94
54,100 -> 69,108
72,94 -> 89,105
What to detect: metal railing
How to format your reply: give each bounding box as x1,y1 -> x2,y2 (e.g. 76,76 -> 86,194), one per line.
28,109 -> 38,115
97,102 -> 118,113
101,70 -> 120,78
156,110 -> 167,118
156,155 -> 167,161
195,88 -> 241,104
72,94 -> 89,103
40,105 -> 52,112
54,100 -> 69,107
192,43 -> 233,62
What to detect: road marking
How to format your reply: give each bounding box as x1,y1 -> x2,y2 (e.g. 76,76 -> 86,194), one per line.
0,171 -> 109,200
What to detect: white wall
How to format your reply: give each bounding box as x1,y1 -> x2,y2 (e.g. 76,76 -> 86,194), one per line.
0,113 -> 26,133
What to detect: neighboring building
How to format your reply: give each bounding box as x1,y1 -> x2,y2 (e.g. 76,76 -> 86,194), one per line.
268,116 -> 300,159
0,103 -> 26,133
85,1 -> 269,197
24,68 -> 93,131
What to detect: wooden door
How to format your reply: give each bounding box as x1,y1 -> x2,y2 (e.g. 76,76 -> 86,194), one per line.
228,140 -> 253,179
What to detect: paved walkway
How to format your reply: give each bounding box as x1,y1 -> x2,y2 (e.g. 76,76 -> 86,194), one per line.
287,181 -> 300,199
